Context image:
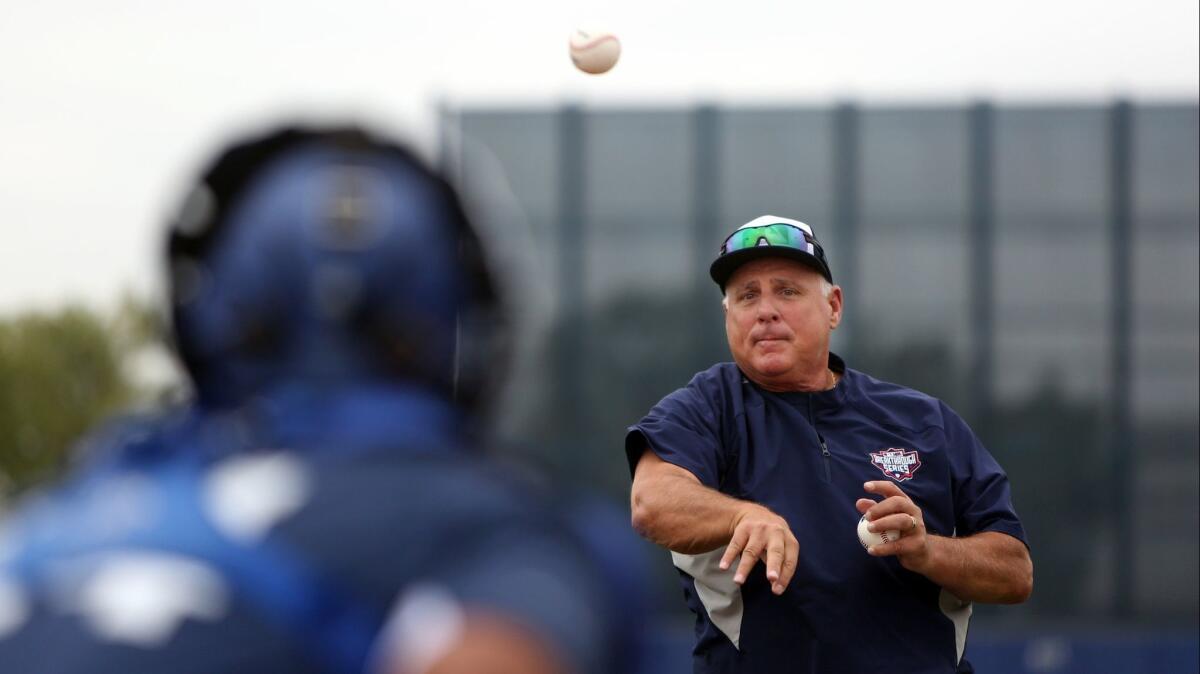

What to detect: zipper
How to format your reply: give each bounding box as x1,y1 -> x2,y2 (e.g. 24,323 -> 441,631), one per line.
819,436 -> 832,482
807,395 -> 832,482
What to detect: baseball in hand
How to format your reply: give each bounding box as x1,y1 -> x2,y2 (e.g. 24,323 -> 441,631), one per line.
569,29 -> 621,74
857,515 -> 900,550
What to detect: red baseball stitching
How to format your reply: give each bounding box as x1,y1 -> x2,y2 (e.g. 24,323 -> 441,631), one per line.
570,34 -> 619,51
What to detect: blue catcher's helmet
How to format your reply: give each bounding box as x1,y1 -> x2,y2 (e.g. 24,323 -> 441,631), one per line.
166,126 -> 505,410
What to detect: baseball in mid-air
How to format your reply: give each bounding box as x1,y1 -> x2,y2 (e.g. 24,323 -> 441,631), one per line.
857,515 -> 900,550
569,29 -> 621,75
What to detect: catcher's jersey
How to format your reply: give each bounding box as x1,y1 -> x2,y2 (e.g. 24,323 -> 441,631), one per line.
0,386 -> 646,674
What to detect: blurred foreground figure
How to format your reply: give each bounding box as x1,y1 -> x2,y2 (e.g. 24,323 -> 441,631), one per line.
0,126 -> 645,674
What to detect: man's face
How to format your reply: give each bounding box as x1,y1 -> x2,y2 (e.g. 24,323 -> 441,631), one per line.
723,257 -> 842,390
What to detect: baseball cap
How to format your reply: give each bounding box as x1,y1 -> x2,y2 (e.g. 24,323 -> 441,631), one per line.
709,215 -> 833,289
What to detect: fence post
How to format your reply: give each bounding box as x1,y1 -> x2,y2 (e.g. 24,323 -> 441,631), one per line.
1109,99 -> 1135,618
693,105 -> 723,362
833,103 -> 860,359
557,104 -> 587,453
968,102 -> 995,430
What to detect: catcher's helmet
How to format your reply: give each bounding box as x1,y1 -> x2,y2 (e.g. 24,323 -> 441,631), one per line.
166,126 -> 506,410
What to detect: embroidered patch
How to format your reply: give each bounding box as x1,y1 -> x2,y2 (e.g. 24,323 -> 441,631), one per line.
869,448 -> 922,482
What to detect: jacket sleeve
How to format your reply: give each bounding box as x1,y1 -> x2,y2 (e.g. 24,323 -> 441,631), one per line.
624,374 -> 729,489
942,402 -> 1029,546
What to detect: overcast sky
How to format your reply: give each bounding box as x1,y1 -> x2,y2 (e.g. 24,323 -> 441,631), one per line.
1,0 -> 1197,314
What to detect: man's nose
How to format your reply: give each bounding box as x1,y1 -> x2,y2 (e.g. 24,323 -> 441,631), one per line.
756,299 -> 780,322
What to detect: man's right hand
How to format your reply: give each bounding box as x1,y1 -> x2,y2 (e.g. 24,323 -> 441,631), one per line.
719,504 -> 799,595
631,448 -> 799,594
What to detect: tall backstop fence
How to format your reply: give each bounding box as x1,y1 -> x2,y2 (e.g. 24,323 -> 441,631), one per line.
442,102 -> 1199,632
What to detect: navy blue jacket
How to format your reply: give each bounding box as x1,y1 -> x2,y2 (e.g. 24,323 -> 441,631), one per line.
626,356 -> 1027,674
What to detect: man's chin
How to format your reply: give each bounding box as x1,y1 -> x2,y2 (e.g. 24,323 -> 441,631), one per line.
749,358 -> 793,379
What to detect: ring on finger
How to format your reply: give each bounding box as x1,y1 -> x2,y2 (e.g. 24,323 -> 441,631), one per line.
909,515 -> 918,530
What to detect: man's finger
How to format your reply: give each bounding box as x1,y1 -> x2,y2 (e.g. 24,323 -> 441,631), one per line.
855,498 -> 875,515
867,540 -> 898,556
864,480 -> 905,499
734,542 -> 763,585
868,534 -> 919,557
869,513 -> 919,534
866,495 -> 913,521
764,534 -> 785,586
720,528 -> 748,570
775,535 -> 800,594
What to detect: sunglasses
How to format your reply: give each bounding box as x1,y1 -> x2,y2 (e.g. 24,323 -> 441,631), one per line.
718,222 -> 823,258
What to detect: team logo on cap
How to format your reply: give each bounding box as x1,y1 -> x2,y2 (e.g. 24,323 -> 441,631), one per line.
869,448 -> 921,482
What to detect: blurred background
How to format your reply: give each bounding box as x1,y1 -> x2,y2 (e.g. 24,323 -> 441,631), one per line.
1,2 -> 1197,672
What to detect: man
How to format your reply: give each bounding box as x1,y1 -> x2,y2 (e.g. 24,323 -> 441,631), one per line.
627,215 -> 1032,673
0,126 -> 645,674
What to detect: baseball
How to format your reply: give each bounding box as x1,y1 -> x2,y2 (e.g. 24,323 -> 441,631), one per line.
857,515 -> 900,550
569,29 -> 621,75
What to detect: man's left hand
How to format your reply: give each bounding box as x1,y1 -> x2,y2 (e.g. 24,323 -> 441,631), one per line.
855,481 -> 930,573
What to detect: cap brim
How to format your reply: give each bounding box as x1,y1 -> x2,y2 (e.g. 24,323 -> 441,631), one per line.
709,247 -> 832,290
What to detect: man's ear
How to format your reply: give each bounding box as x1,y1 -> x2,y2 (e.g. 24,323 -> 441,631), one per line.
829,285 -> 844,329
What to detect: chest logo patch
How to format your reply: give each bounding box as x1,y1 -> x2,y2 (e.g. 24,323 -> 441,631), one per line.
869,448 -> 922,482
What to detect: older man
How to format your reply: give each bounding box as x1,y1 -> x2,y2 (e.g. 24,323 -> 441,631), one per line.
627,215 -> 1032,674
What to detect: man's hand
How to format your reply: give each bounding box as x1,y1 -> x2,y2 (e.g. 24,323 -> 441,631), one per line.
855,481 -> 929,573
631,448 -> 800,595
718,503 -> 799,595
856,480 -> 1034,604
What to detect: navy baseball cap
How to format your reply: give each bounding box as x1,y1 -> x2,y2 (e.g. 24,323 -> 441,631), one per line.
709,215 -> 833,289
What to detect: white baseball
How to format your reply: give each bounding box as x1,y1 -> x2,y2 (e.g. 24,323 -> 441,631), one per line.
857,515 -> 900,550
569,29 -> 621,75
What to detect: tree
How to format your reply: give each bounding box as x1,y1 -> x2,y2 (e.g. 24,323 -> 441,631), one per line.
0,303 -> 151,499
